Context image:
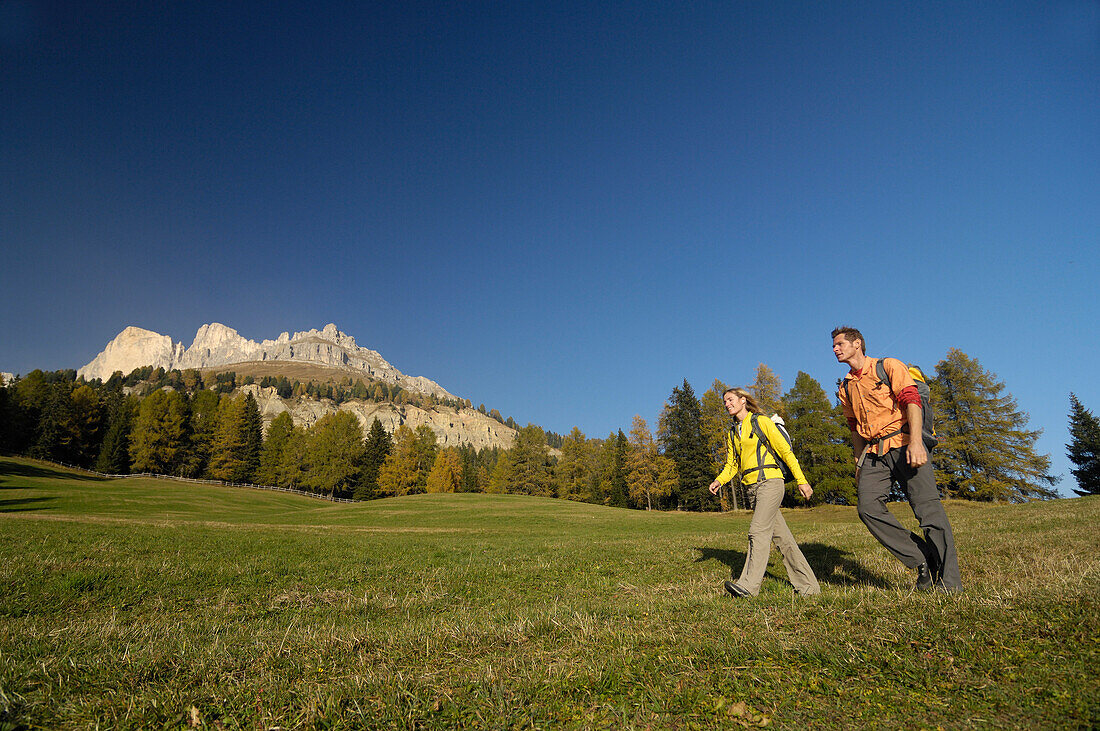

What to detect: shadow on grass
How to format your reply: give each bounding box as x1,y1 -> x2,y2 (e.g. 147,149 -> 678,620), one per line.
695,543 -> 891,589
0,460 -> 106,485
799,542 -> 891,588
0,496 -> 54,512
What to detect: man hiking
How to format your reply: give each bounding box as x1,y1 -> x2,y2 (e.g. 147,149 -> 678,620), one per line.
832,326 -> 962,592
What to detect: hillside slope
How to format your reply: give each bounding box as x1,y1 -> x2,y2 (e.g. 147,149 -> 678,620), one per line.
2,456 -> 1098,729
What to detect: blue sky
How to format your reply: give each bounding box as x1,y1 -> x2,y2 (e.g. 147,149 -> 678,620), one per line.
2,1 -> 1098,495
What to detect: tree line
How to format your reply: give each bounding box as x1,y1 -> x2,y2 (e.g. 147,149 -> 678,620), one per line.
2,347 -> 1097,505
654,348 -> 1078,508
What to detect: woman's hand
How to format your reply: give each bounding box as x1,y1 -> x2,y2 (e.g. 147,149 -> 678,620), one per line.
798,483 -> 813,500
708,480 -> 722,495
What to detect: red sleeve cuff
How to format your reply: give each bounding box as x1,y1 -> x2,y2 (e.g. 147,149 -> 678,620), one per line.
896,385 -> 921,407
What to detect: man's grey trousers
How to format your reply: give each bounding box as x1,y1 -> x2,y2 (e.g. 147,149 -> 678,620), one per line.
857,446 -> 962,590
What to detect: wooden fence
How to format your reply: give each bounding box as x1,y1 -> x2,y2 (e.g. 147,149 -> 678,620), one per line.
37,460 -> 355,504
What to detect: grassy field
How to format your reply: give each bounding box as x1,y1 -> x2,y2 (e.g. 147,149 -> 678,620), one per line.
1,456 -> 1097,730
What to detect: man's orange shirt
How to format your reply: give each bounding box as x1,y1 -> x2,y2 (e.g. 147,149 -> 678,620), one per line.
837,357 -> 915,453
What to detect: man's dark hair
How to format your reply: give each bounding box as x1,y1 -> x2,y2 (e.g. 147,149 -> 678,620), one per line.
831,326 -> 866,354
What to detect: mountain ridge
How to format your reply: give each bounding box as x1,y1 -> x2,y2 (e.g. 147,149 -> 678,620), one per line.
78,323 -> 457,401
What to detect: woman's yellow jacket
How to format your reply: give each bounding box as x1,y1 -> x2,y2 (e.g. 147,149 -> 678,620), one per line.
715,414 -> 809,487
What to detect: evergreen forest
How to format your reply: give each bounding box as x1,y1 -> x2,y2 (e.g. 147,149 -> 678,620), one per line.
0,349 -> 1079,506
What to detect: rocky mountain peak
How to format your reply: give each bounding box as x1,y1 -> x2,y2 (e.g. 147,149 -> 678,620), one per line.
77,323 -> 457,401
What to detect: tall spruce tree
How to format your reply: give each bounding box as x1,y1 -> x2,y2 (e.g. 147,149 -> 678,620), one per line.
242,393 -> 263,476
591,431 -> 629,507
458,444 -> 481,493
932,348 -> 1058,501
354,418 -> 393,500
554,426 -> 594,501
609,430 -> 631,507
205,393 -> 262,483
0,382 -> 22,455
257,412 -> 296,486
14,371 -> 61,455
781,372 -> 856,505
1067,393 -> 1100,496
95,392 -> 136,474
507,424 -> 554,496
30,383 -> 76,463
658,379 -> 712,510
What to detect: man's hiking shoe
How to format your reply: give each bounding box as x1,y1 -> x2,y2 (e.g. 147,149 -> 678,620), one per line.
724,581 -> 752,598
915,563 -> 933,591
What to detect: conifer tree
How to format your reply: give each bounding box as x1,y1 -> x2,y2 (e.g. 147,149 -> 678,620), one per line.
610,429 -> 631,507
750,364 -> 783,417
206,393 -> 262,483
242,393 -> 263,476
781,372 -> 856,505
658,379 -> 712,510
377,425 -> 422,496
10,371 -> 54,455
276,425 -> 309,489
257,412 -> 296,486
626,416 -> 677,510
1067,393 -> 1100,496
95,393 -> 136,474
411,425 -> 439,489
0,383 -> 21,455
486,451 -> 513,494
354,418 -> 393,500
458,443 -> 481,493
932,348 -> 1057,501
187,390 -> 222,478
66,384 -> 104,467
554,426 -> 594,501
699,379 -> 737,510
425,448 -> 463,493
592,430 -> 630,507
301,411 -> 364,497
508,424 -> 553,496
129,390 -> 191,475
30,383 -> 75,463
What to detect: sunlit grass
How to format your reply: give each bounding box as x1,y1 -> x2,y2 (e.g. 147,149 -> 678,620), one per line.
1,456 -> 1098,729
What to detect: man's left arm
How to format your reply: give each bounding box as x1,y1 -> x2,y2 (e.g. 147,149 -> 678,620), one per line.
906,402 -> 927,467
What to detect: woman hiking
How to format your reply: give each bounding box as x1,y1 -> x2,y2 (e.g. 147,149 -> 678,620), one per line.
708,388 -> 820,598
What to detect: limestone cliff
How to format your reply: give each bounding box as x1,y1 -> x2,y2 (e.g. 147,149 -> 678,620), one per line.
240,385 -> 516,451
78,323 -> 456,400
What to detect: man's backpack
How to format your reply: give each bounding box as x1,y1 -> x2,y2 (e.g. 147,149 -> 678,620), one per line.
735,413 -> 796,483
843,358 -> 938,450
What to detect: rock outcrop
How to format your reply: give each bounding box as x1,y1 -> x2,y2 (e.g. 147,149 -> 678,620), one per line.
240,385 -> 516,451
77,327 -> 185,384
78,323 -> 456,400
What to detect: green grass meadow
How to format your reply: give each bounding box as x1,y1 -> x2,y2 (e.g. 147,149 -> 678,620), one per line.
1,456 -> 1098,729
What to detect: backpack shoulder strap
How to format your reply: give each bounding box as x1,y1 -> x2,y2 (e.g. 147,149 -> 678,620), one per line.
875,357 -> 891,388
750,414 -> 777,457
749,413 -> 763,443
